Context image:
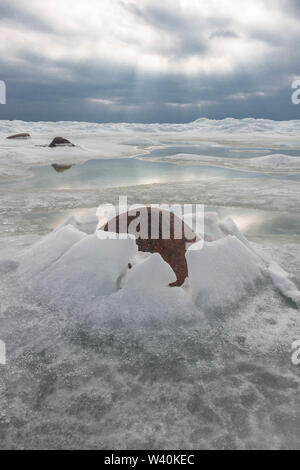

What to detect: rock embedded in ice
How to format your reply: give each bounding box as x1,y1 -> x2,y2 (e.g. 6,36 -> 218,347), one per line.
122,253 -> 177,290
100,206 -> 199,287
18,224 -> 86,277
49,137 -> 75,147
32,232 -> 137,311
186,235 -> 265,312
6,133 -> 30,139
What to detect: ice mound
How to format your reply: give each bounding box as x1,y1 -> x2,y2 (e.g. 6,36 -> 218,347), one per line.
18,225 -> 86,277
186,235 -> 266,312
13,211 -> 298,315
122,253 -> 176,290
31,232 -> 137,311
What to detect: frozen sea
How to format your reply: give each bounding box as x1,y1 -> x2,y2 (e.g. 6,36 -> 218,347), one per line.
0,118 -> 300,449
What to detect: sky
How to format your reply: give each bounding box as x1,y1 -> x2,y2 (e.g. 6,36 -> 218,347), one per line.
1,0 -> 300,123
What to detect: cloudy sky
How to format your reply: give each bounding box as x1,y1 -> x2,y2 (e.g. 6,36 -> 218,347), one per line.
1,0 -> 300,123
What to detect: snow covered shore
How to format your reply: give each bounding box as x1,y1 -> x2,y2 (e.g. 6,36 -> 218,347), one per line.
1,118 -> 300,179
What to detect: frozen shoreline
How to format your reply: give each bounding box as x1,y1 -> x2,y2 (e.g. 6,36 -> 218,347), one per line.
1,117 -> 300,180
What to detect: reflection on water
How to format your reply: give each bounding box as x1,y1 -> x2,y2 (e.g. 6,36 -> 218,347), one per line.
3,155 -> 299,192
40,205 -> 300,241
207,206 -> 300,237
51,163 -> 74,173
143,143 -> 300,160
1,142 -> 299,240
2,141 -> 300,191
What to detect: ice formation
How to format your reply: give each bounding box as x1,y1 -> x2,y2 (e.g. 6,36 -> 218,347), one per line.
11,210 -> 299,314
122,253 -> 177,290
30,232 -> 137,311
18,225 -> 86,277
186,235 -> 266,312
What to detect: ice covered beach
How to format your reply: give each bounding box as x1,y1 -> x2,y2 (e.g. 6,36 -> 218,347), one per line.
0,118 -> 300,449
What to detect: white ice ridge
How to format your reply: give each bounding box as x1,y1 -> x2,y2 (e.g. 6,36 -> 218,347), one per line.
186,235 -> 266,312
2,118 -> 300,138
185,211 -> 300,306
158,153 -> 300,172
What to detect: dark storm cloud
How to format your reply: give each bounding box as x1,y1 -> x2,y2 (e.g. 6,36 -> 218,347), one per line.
0,0 -> 300,122
284,0 -> 300,14
123,2 -> 209,57
0,0 -> 56,33
123,1 -> 238,58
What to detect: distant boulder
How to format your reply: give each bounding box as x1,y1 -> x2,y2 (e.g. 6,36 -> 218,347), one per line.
49,137 -> 75,148
100,206 -> 199,287
7,133 -> 30,139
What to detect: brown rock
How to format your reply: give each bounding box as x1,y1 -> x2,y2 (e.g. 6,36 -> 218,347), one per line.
49,137 -> 75,148
100,206 -> 199,287
7,133 -> 30,139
